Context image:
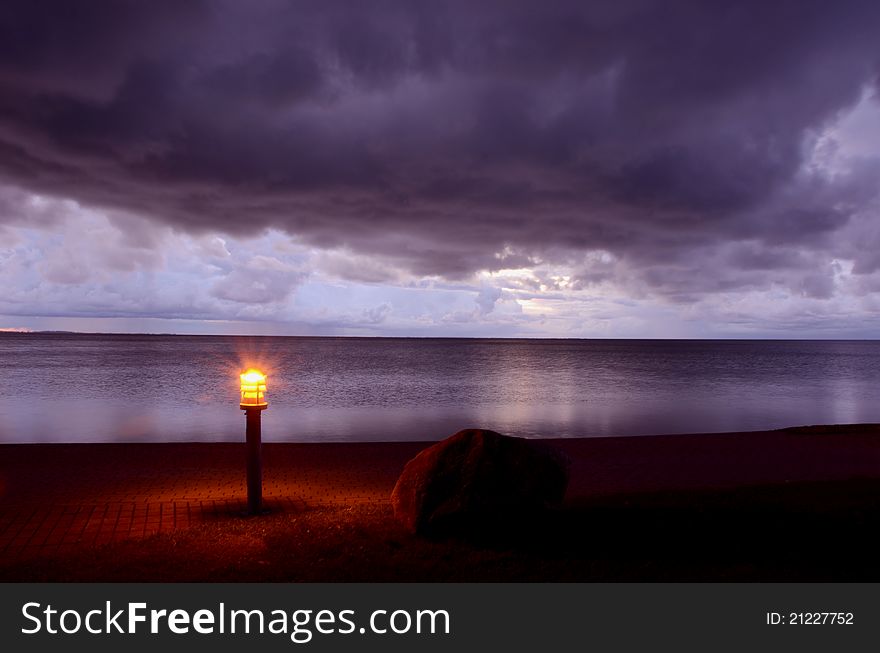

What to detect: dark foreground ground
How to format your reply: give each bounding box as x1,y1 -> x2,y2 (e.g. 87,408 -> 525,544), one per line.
1,425 -> 879,581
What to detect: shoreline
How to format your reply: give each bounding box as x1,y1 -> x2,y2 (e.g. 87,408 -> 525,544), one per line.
4,424 -> 879,500
2,424 -> 879,581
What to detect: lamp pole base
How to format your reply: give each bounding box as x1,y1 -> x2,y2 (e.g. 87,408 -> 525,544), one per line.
244,407 -> 264,515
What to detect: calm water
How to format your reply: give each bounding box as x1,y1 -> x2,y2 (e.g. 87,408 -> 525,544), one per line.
0,334 -> 878,443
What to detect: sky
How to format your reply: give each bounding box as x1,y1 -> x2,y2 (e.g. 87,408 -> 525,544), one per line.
1,0 -> 880,338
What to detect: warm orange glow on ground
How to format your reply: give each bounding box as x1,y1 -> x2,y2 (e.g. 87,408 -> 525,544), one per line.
240,368 -> 268,408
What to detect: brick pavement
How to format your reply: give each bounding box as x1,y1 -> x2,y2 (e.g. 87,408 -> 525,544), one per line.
2,429 -> 879,564
0,442 -> 425,562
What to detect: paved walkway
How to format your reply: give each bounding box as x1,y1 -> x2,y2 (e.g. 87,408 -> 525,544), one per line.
2,429 -> 879,563
0,442 -> 424,562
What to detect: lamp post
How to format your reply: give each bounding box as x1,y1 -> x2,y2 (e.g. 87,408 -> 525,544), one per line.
240,369 -> 268,515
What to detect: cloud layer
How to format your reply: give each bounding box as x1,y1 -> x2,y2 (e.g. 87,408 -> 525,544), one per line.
1,1 -> 880,335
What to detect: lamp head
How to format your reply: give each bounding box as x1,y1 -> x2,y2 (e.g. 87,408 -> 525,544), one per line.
240,369 -> 268,410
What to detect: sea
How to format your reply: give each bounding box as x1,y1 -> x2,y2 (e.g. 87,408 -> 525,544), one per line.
1,334 -> 878,443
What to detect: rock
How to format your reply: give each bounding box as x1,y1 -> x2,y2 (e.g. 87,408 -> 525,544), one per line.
391,429 -> 569,535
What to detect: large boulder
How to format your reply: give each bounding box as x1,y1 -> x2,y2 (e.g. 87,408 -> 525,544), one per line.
391,429 -> 569,535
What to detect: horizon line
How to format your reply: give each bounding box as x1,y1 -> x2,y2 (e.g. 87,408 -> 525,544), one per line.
2,330 -> 879,342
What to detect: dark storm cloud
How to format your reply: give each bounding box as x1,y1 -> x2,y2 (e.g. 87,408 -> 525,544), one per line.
1,0 -> 879,296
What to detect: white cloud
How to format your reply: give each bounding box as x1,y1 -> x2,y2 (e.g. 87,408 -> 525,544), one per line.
5,172 -> 880,337
212,255 -> 307,304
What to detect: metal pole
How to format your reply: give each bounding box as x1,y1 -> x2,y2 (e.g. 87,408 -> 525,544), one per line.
245,407 -> 263,514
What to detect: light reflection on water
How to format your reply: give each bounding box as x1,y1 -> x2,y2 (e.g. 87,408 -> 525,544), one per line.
0,334 -> 878,443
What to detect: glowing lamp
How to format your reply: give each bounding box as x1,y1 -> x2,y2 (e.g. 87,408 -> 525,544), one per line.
239,368 -> 269,514
240,369 -> 268,409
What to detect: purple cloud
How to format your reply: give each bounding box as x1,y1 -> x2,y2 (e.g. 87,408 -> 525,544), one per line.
0,0 -> 879,335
